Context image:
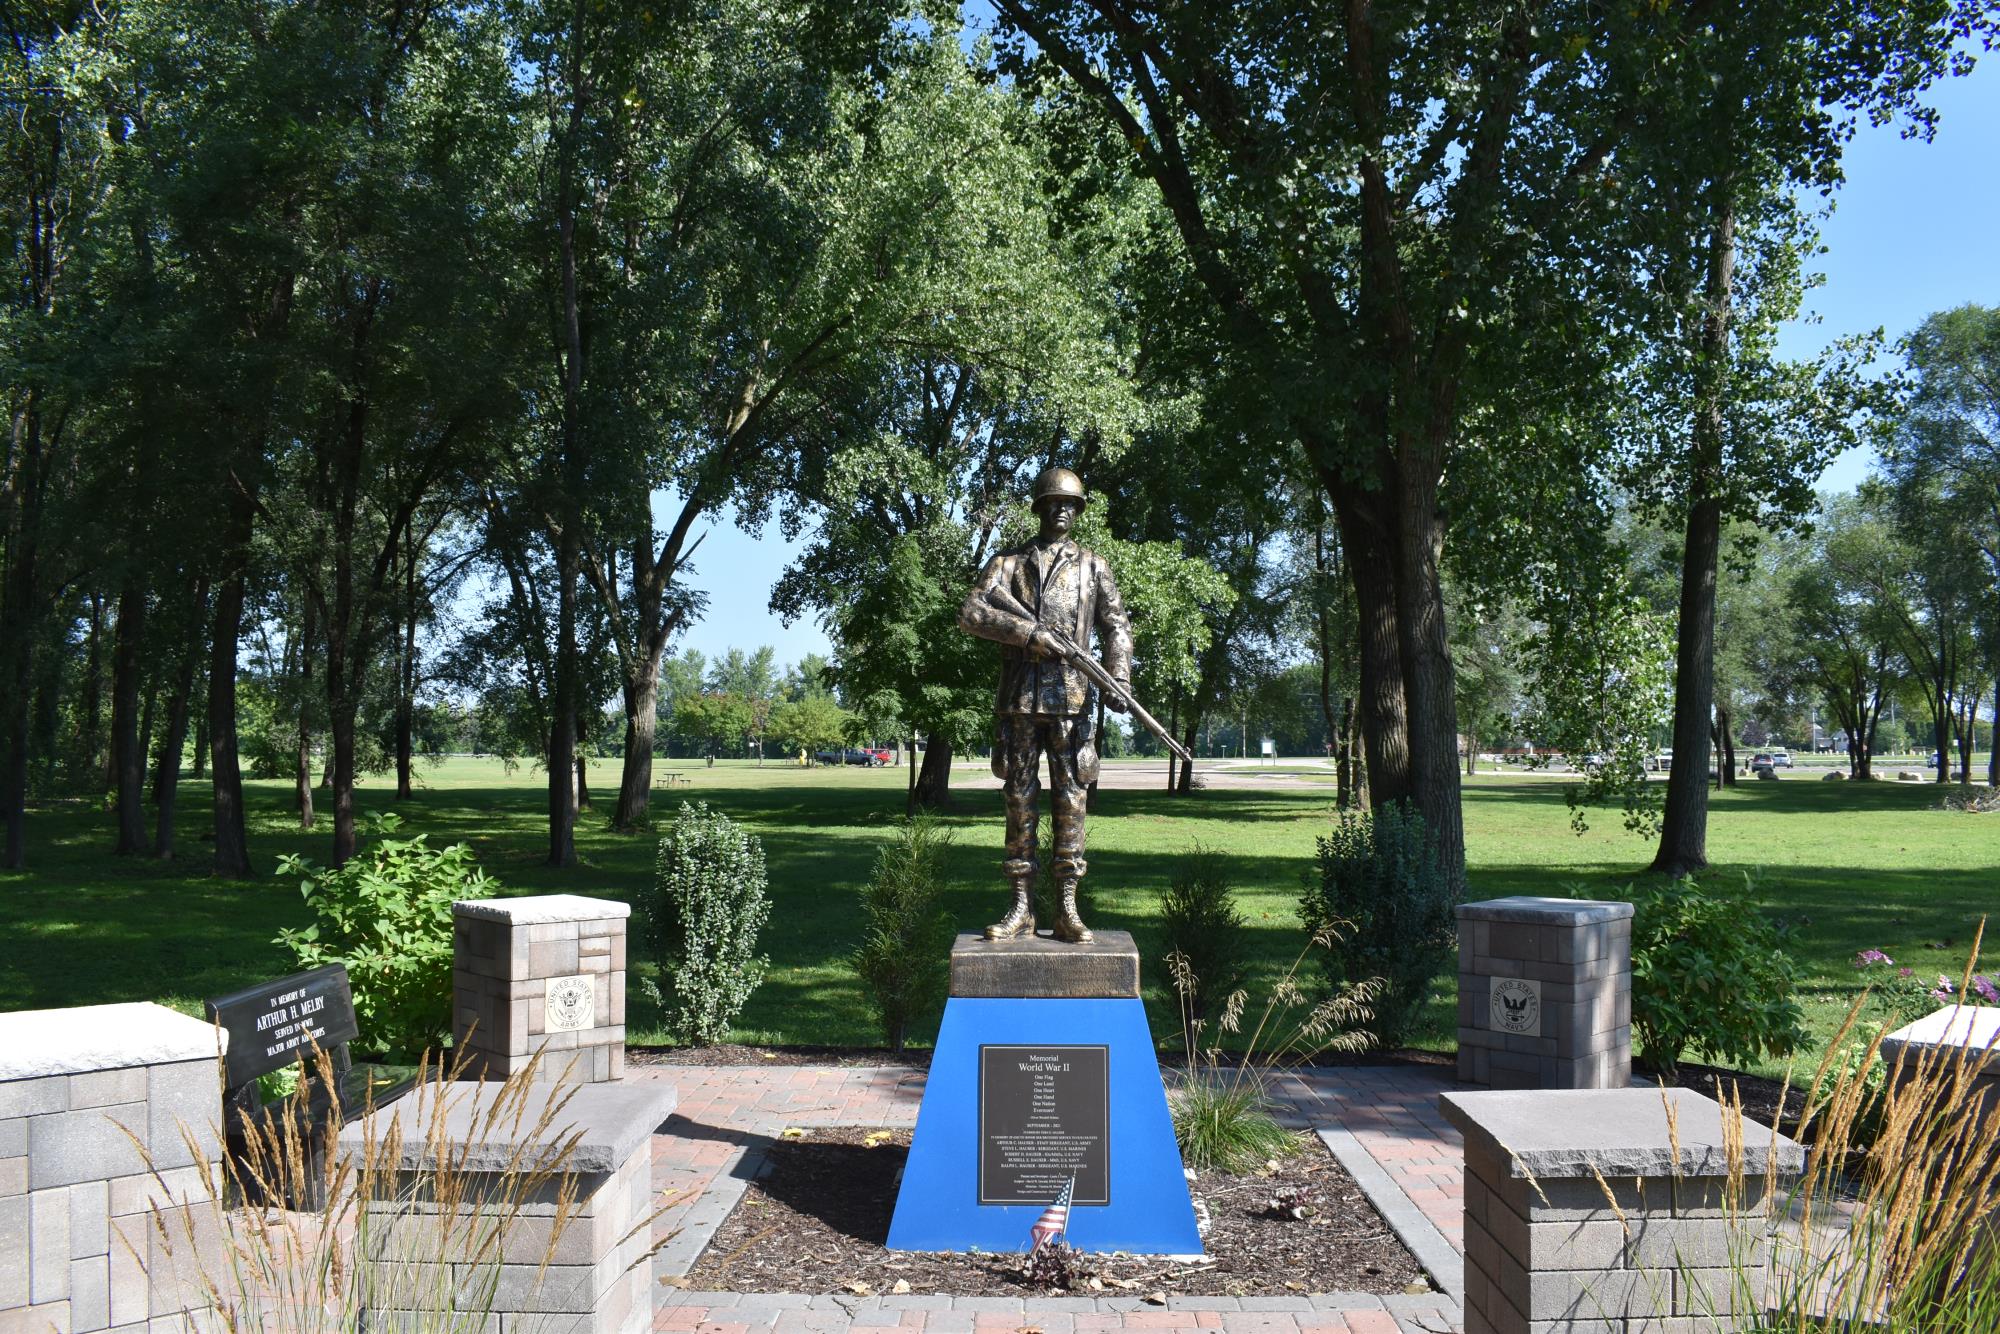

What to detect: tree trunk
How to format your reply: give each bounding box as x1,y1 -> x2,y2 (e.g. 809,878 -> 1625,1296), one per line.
395,531 -> 418,801
1,393 -> 45,869
330,697 -> 358,865
1332,489 -> 1415,809
547,531 -> 580,868
612,657 -> 662,830
911,738 -> 953,812
153,581 -> 206,858
1336,695 -> 1356,809
1652,494 -> 1723,877
1176,721 -> 1197,794
1651,181 -> 1736,878
191,707 -> 208,779
81,591 -> 107,784
576,747 -> 591,809
296,596 -> 316,830
1717,707 -> 1735,788
111,581 -> 149,854
1465,730 -> 1478,776
1392,490 -> 1465,891
1990,677 -> 1999,787
208,503 -> 256,880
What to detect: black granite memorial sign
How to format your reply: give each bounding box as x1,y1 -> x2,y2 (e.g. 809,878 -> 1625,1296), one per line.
207,964 -> 360,1087
977,1044 -> 1109,1206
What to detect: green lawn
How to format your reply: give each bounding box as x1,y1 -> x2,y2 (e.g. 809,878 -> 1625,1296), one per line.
2,757 -> 1994,1071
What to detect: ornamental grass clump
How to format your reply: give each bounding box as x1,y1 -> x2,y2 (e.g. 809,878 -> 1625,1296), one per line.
1166,929 -> 1379,1174
643,802 -> 770,1045
1611,923 -> 2000,1333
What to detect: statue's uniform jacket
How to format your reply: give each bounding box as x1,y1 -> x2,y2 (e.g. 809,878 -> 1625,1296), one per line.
958,539 -> 1132,882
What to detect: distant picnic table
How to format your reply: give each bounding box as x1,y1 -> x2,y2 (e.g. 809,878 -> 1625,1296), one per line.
656,770 -> 689,788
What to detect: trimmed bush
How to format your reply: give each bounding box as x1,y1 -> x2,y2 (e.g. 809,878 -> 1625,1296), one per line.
1623,872 -> 1807,1078
852,816 -> 955,1052
1156,843 -> 1248,1027
1301,801 -> 1456,1048
276,812 -> 488,1060
643,802 -> 770,1045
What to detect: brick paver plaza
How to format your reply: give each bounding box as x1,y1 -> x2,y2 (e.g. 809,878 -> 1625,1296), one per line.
634,1062 -> 1472,1334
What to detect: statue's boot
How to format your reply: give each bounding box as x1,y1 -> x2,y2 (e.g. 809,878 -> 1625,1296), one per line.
1050,879 -> 1093,944
984,879 -> 1036,940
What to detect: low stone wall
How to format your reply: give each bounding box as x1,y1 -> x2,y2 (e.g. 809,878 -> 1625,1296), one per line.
1441,1087 -> 1803,1334
340,1078 -> 674,1334
1,1002 -> 226,1333
1880,1004 -> 2000,1118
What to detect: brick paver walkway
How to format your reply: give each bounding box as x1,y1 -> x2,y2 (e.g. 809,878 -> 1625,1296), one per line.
630,1063 -> 1472,1334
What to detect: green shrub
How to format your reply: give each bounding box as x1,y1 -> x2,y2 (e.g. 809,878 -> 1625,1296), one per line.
1301,801 -> 1456,1047
1157,844 -> 1248,1027
852,816 -> 954,1052
1622,873 -> 1808,1079
275,812 -> 489,1060
643,802 -> 770,1045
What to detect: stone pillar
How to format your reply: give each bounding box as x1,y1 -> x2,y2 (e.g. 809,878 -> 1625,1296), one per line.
1441,1088 -> 1803,1334
1458,897 -> 1632,1089
338,1079 -> 675,1334
1880,1004 -> 2000,1115
453,895 -> 629,1083
0,1002 -> 226,1333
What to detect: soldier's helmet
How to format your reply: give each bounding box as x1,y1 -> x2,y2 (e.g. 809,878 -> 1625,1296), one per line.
1030,466 -> 1088,512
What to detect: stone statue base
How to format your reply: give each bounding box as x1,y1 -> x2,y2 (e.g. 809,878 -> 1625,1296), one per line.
948,930 -> 1139,999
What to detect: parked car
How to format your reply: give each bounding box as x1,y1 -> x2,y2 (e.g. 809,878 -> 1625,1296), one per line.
812,749 -> 842,766
1751,753 -> 1775,773
868,748 -> 894,765
1651,749 -> 1673,772
842,748 -> 883,766
1770,749 -> 1792,768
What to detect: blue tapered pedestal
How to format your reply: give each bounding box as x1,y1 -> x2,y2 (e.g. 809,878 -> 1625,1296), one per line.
886,933 -> 1201,1256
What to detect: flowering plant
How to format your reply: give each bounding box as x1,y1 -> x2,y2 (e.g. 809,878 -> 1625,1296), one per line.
1854,948 -> 2000,1027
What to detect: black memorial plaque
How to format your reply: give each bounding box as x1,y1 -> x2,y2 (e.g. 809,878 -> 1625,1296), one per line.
206,964 -> 360,1088
978,1044 -> 1109,1206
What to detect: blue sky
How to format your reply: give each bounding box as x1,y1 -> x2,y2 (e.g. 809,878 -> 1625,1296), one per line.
674,50 -> 2000,666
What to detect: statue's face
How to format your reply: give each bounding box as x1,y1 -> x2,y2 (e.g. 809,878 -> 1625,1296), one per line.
1038,497 -> 1082,540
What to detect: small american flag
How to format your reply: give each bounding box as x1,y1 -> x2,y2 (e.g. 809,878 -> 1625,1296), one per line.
1030,1174 -> 1075,1251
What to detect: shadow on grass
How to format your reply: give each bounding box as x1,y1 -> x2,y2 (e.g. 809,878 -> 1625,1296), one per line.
4,764 -> 1996,1058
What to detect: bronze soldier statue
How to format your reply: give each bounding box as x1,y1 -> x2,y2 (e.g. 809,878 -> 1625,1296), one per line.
958,468 -> 1132,944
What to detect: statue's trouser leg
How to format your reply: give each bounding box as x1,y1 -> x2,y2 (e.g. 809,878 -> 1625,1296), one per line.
1000,714 -> 1042,880
1048,716 -> 1091,941
988,715 -> 1041,939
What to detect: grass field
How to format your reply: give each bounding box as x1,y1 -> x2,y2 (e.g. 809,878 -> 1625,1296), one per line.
1,756 -> 1994,1072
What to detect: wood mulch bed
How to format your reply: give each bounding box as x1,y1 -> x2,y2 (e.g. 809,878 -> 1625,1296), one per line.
1651,1062 -> 1812,1138
628,1044 -> 1455,1072
680,1127 -> 1431,1299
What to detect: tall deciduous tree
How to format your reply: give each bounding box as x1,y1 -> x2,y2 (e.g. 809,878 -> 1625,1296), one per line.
993,0 -> 1986,888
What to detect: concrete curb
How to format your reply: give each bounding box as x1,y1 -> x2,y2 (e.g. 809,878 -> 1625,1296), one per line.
1317,1128 -> 1463,1303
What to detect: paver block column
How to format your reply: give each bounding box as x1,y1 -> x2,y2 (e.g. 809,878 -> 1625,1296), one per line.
454,895 -> 629,1083
338,1078 -> 675,1334
1459,897 -> 1632,1089
1441,1087 -> 1803,1334
1880,1004 -> 2000,1116
1,1001 -> 227,1333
